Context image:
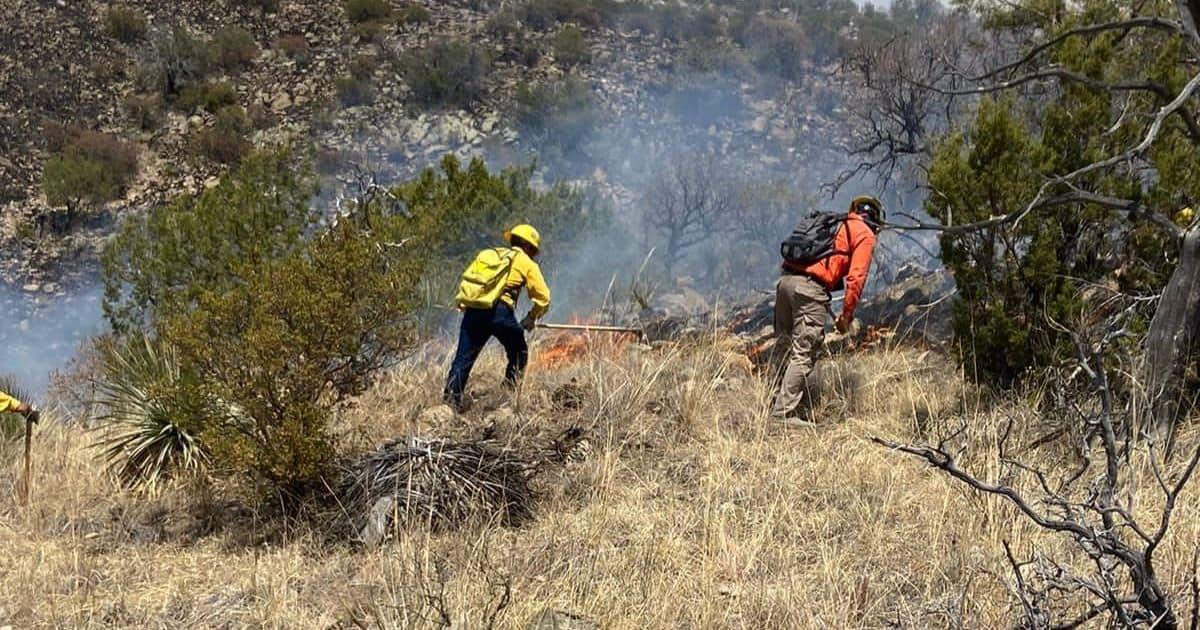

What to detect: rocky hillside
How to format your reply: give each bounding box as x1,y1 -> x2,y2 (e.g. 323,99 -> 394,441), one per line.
0,0 -> 892,288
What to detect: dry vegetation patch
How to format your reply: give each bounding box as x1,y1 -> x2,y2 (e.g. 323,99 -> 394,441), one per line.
2,340 -> 1198,627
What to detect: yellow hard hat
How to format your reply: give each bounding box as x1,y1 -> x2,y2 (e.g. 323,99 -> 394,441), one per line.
505,224 -> 541,252
1175,207 -> 1195,226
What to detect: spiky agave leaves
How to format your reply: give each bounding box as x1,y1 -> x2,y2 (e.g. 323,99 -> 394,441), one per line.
340,437 -> 533,535
93,334 -> 211,492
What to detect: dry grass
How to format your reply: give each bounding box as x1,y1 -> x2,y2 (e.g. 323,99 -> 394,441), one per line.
2,336 -> 1199,628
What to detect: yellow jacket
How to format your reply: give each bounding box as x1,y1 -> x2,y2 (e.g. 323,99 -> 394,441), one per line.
499,249 -> 551,320
0,391 -> 23,413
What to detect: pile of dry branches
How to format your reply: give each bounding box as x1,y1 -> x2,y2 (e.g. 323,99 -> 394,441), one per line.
339,436 -> 533,539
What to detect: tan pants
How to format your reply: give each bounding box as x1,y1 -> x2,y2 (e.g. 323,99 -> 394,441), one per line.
771,274 -> 830,418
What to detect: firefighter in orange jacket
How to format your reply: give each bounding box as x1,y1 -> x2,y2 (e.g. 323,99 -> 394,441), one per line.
773,195 -> 882,421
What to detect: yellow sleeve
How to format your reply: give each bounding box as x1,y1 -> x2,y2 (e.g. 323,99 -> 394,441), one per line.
516,256 -> 551,320
0,391 -> 22,413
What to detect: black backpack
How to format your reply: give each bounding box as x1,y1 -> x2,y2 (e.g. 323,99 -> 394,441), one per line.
780,210 -> 847,267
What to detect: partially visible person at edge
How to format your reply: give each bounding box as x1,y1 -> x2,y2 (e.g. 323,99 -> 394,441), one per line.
443,224 -> 551,411
0,390 -> 36,418
772,195 -> 882,421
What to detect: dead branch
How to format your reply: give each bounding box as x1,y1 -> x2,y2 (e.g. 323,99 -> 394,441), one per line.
973,17 -> 1183,81
873,301 -> 1193,628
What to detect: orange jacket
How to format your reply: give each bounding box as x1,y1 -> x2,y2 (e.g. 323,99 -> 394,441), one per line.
788,213 -> 877,320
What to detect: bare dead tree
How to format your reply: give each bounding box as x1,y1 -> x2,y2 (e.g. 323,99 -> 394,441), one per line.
874,300 -> 1200,629
331,162 -> 408,228
832,13 -> 981,195
641,154 -> 743,280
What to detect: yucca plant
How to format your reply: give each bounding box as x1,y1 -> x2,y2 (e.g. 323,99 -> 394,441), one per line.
93,334 -> 211,492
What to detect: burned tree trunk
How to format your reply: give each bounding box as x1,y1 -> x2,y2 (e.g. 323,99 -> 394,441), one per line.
1177,0 -> 1200,55
1143,223 -> 1200,443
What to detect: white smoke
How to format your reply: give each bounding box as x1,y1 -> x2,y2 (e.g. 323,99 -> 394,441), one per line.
0,283 -> 105,395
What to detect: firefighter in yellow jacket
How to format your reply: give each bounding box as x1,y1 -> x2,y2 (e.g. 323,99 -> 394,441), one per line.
443,224 -> 550,410
0,390 -> 36,418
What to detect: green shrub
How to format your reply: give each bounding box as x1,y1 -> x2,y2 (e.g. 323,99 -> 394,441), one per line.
209,26 -> 259,71
142,28 -> 211,97
105,6 -> 147,43
349,53 -> 376,80
246,102 -> 275,129
677,38 -> 750,74
43,130 -> 139,213
552,25 -> 589,66
485,11 -> 521,38
398,39 -> 491,108
391,154 -> 610,305
652,4 -> 691,41
344,0 -> 393,23
336,74 -> 376,106
798,8 -> 854,64
124,93 -> 164,130
236,0 -> 280,11
514,39 -> 544,67
515,76 -> 598,154
922,96 -> 1169,384
102,149 -> 421,494
398,2 -> 431,24
174,80 -> 237,113
514,0 -> 615,29
337,56 -> 377,105
275,34 -> 311,66
740,16 -> 811,80
489,16 -> 542,66
621,2 -> 720,41
193,105 -> 252,164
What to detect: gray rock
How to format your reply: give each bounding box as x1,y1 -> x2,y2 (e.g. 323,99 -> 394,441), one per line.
271,91 -> 292,113
528,609 -> 599,630
359,496 -> 395,546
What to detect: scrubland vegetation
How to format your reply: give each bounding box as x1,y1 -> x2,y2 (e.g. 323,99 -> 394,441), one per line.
8,0 -> 1200,627
2,340 -> 1198,627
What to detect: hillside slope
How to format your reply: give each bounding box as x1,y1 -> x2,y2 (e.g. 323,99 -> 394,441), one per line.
3,340 -> 1197,627
1,0 -> 867,287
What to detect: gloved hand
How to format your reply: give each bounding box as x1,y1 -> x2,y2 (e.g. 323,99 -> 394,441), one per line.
26,409 -> 40,424
520,314 -> 536,332
835,314 -> 852,335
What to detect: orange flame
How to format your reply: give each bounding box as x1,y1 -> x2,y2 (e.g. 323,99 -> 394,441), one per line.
530,321 -> 636,370
532,334 -> 593,370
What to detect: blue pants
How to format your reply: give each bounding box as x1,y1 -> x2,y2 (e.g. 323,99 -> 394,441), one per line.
443,303 -> 528,406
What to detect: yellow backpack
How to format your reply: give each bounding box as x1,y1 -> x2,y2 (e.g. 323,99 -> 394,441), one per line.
456,247 -> 517,310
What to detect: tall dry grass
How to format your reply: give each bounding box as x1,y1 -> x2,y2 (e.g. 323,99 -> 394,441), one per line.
1,335 -> 1198,628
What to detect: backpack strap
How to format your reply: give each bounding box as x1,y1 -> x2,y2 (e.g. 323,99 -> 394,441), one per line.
497,247 -> 521,304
